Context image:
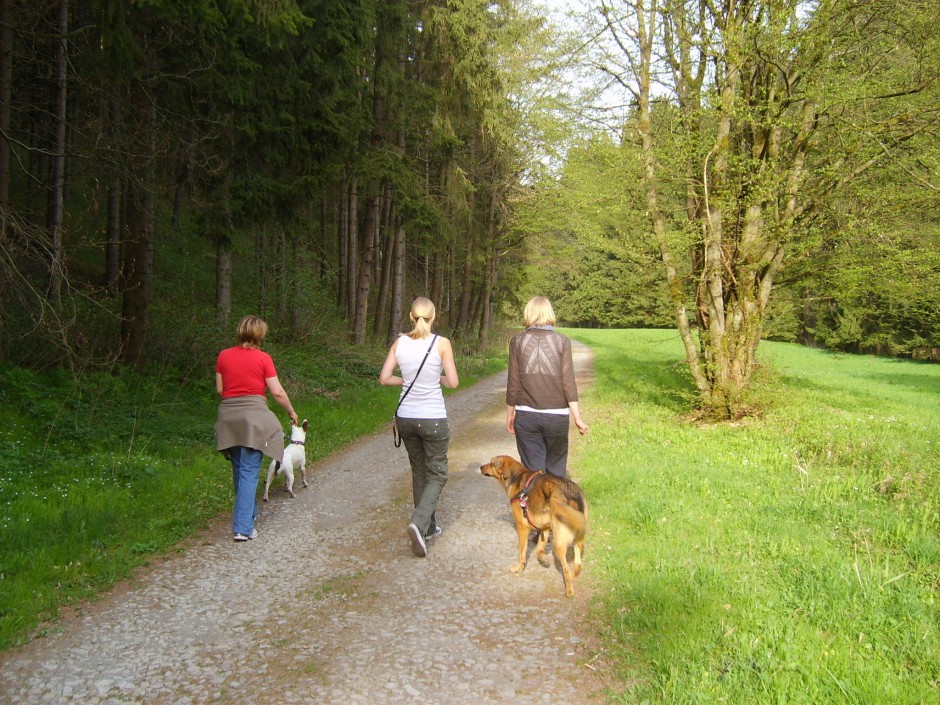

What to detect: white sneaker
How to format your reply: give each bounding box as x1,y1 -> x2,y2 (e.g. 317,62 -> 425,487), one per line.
233,528 -> 258,542
407,523 -> 427,557
425,526 -> 442,540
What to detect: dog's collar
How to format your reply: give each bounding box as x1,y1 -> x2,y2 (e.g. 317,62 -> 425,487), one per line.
290,440 -> 305,445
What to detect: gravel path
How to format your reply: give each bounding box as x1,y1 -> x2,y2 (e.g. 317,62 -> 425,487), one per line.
0,343 -> 607,705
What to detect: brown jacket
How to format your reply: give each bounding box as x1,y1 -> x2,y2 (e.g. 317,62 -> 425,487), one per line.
214,395 -> 285,460
506,327 -> 578,410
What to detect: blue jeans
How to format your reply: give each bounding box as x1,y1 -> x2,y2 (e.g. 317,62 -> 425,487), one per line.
229,446 -> 262,535
396,417 -> 449,536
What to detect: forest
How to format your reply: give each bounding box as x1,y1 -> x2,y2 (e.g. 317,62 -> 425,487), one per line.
1,0 -> 938,418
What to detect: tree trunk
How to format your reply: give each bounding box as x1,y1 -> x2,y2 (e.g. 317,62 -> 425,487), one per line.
346,178 -> 358,321
430,249 -> 444,310
120,170 -> 155,364
216,234 -> 232,326
353,189 -> 381,345
632,0 -> 709,403
46,0 -> 69,308
0,0 -> 13,209
105,174 -> 121,293
386,223 -> 405,346
454,243 -> 474,334
103,95 -> 122,293
477,201 -> 499,350
276,228 -> 288,329
337,181 -> 348,310
256,226 -> 267,316
468,284 -> 482,338
318,193 -> 329,279
373,191 -> 396,339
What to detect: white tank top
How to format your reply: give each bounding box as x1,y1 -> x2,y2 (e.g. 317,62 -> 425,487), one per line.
395,334 -> 446,419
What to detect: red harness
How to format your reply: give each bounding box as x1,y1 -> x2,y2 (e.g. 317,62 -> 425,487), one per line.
510,471 -> 545,530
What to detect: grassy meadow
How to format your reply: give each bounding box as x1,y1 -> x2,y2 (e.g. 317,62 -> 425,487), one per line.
567,329 -> 940,704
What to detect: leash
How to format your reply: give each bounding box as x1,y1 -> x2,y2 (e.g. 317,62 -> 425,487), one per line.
392,334 -> 438,448
510,470 -> 545,530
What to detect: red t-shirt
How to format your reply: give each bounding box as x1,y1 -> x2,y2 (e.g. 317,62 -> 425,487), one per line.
215,346 -> 277,398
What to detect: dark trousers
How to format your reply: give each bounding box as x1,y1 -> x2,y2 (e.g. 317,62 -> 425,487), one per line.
396,416 -> 450,535
513,410 -> 570,477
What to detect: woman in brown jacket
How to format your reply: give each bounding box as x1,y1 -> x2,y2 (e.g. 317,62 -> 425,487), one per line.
506,297 -> 587,478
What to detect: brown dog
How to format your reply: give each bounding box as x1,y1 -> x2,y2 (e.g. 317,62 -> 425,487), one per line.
480,455 -> 587,597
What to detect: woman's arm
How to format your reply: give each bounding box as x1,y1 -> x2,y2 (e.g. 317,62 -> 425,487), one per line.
379,339 -> 403,386
438,337 -> 459,389
568,401 -> 588,435
265,376 -> 299,426
215,372 -> 224,397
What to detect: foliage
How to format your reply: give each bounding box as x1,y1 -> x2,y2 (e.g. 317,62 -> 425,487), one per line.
512,133 -> 675,328
570,328 -> 940,704
541,0 -> 940,419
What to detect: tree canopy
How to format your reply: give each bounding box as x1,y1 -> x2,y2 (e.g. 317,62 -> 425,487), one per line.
0,0 -> 936,418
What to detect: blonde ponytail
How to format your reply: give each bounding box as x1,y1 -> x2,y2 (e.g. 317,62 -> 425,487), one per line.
407,297 -> 436,340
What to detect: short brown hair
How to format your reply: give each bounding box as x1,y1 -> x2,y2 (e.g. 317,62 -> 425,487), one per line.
236,315 -> 268,347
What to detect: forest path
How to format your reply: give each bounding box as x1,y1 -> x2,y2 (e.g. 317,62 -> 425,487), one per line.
0,342 -> 608,705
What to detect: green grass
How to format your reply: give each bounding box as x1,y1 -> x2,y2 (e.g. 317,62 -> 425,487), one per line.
4,323 -> 937,705
566,329 -> 940,704
0,336 -> 506,650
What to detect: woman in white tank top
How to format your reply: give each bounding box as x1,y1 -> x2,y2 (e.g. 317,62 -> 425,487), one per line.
380,297 -> 459,557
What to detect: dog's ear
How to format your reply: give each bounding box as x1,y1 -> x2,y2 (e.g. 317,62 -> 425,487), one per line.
495,455 -> 517,480
301,419 -> 309,431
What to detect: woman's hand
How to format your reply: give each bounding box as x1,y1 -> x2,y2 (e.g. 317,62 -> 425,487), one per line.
569,401 -> 588,435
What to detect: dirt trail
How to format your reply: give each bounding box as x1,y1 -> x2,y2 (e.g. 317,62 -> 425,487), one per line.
0,343 -> 607,705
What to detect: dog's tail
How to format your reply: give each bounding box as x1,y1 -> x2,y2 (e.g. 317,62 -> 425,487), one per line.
553,501 -> 587,533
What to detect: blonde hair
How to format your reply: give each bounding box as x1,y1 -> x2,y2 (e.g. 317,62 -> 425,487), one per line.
523,296 -> 556,328
236,315 -> 268,347
407,297 -> 436,339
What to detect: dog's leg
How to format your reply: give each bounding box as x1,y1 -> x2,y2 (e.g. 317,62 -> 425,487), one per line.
551,524 -> 576,597
300,452 -> 308,488
510,506 -> 529,574
535,530 -> 551,568
535,532 -> 551,567
573,530 -> 585,577
263,460 -> 278,502
284,463 -> 295,498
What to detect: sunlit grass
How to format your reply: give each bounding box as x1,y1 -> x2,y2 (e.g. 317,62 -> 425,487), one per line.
567,329 -> 940,704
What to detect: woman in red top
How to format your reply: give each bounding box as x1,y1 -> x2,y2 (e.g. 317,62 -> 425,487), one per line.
215,316 -> 298,541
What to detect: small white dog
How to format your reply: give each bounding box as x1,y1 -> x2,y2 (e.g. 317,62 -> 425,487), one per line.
263,419 -> 309,501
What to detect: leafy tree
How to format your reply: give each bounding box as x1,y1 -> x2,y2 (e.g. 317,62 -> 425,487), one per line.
583,0 -> 940,418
